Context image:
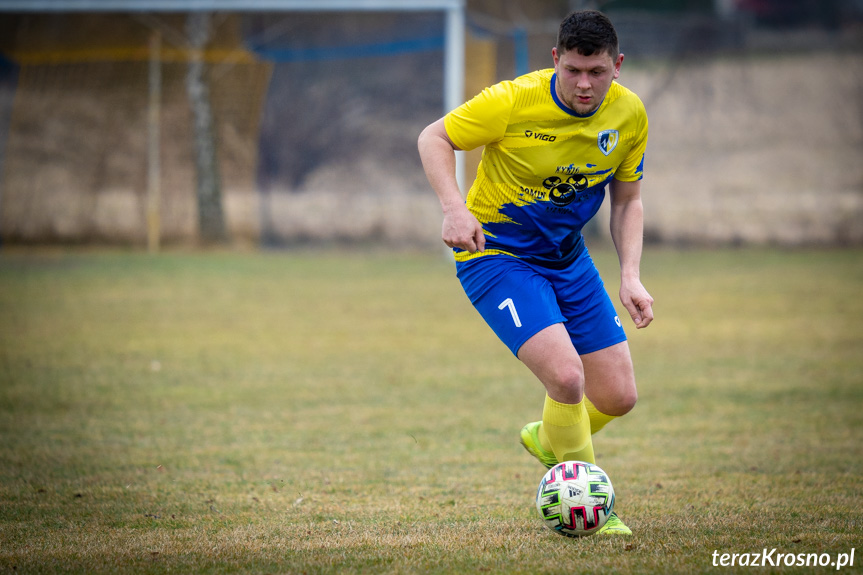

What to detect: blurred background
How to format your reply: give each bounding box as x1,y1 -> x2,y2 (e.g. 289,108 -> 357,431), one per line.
0,0 -> 860,250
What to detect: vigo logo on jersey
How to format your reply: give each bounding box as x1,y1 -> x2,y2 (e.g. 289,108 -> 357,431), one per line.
597,129 -> 619,156
542,173 -> 589,207
525,130 -> 557,142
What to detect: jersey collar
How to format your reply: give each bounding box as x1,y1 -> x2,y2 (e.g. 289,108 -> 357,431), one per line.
550,73 -> 603,118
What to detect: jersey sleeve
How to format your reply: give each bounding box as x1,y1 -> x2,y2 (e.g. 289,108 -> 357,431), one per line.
444,81 -> 514,152
614,97 -> 649,182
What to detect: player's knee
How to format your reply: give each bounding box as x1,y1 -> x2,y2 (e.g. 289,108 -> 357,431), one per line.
620,388 -> 638,414
606,387 -> 638,416
545,364 -> 585,404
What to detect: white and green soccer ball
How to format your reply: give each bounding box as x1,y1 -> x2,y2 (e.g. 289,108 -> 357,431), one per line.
535,460 -> 615,537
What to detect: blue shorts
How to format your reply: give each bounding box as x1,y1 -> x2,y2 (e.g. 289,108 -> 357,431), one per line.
455,252 -> 626,357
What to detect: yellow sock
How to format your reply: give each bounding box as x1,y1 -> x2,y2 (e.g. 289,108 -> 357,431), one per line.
584,396 -> 619,435
538,394 -> 595,464
538,396 -> 619,448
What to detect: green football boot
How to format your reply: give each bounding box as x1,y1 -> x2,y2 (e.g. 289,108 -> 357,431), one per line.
519,421 -> 558,469
598,512 -> 632,535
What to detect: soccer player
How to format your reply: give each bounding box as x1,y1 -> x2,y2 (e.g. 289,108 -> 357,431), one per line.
417,10 -> 653,535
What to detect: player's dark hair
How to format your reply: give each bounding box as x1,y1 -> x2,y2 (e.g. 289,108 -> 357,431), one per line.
557,10 -> 619,58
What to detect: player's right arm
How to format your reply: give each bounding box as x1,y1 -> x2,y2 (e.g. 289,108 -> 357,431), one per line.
417,118 -> 485,253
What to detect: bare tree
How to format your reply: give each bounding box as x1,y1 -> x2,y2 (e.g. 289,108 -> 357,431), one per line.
186,12 -> 226,244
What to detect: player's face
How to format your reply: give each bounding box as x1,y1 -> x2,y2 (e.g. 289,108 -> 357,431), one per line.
552,47 -> 623,115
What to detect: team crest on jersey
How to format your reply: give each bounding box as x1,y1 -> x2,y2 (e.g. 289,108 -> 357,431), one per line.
597,130 -> 619,156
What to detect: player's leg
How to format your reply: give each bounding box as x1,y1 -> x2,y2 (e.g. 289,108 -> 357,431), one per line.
526,341 -> 636,437
548,247 -> 635,435
581,341 -> 638,432
517,324 -> 595,465
517,322 -> 584,404
529,341 -> 636,444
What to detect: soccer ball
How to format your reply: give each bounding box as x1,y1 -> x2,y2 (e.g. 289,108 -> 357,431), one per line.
535,460 -> 615,537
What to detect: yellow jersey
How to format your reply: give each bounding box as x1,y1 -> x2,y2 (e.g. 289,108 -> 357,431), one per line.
444,68 -> 648,267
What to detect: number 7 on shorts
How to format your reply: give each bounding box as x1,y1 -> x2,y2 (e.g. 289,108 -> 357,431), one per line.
498,297 -> 522,328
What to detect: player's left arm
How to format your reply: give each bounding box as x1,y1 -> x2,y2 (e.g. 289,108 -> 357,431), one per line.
609,178 -> 654,329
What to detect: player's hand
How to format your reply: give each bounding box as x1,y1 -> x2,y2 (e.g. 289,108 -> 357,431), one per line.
620,279 -> 654,329
441,204 -> 486,253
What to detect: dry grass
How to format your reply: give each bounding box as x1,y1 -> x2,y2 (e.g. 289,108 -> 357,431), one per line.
0,247 -> 861,573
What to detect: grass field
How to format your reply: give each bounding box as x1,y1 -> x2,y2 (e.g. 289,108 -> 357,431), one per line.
0,247 -> 861,574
